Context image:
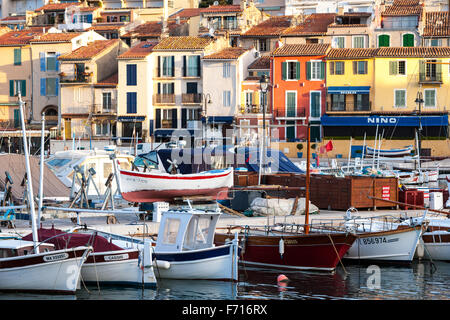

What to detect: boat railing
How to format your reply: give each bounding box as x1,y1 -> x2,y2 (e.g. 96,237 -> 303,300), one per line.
311,215 -> 405,233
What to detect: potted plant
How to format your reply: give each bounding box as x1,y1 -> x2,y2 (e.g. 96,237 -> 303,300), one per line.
296,143 -> 303,158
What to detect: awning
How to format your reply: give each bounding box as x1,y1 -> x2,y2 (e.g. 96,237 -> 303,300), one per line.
154,129 -> 199,137
117,116 -> 146,122
321,114 -> 448,127
327,86 -> 370,94
202,116 -> 234,124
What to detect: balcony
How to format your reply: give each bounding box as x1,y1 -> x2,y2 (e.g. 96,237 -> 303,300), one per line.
326,101 -> 372,112
182,93 -> 202,104
240,104 -> 263,114
61,107 -> 91,115
274,109 -> 306,119
418,72 -> 442,84
153,94 -> 175,105
94,101 -> 117,114
59,72 -> 93,84
161,119 -> 174,128
182,67 -> 201,78
155,68 -> 174,78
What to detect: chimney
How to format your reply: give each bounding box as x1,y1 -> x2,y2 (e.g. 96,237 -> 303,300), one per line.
241,0 -> 247,11
161,0 -> 169,38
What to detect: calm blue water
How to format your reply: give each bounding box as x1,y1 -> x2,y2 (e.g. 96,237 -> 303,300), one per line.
1,261 -> 450,300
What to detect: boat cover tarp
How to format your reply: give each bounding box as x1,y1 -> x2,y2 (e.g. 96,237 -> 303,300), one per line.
22,227 -> 123,252
140,147 -> 303,174
0,154 -> 70,202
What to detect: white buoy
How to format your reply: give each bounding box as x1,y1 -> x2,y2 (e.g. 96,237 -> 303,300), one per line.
279,238 -> 285,258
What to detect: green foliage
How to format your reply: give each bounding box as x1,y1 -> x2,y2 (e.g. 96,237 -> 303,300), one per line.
296,143 -> 303,150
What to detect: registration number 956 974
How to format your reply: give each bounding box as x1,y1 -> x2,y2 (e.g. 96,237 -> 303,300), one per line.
362,237 -> 387,245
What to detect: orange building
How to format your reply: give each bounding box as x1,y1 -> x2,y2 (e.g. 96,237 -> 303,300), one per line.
271,43 -> 330,142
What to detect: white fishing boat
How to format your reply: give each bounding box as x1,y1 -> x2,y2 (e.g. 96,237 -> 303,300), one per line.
22,227 -> 157,288
117,167 -> 234,203
152,203 -> 239,281
365,145 -> 413,158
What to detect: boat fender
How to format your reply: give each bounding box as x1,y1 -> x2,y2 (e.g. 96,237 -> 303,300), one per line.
153,260 -> 170,270
279,238 -> 284,259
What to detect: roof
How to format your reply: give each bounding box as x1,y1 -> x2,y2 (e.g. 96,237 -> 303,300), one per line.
272,43 -> 330,56
200,5 -> 242,14
35,2 -> 81,12
169,8 -> 202,20
202,47 -> 249,59
121,20 -> 186,38
382,0 -> 422,16
283,13 -> 336,36
241,16 -> 292,37
423,11 -> 450,37
326,48 -> 378,60
0,30 -> 43,46
1,15 -> 26,22
248,56 -> 270,69
88,23 -> 126,31
153,36 -> 214,50
118,41 -> 158,59
58,39 -> 119,60
29,32 -> 83,43
376,47 -> 450,58
95,72 -> 118,87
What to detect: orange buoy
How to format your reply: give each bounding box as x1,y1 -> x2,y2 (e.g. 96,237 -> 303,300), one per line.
277,274 -> 289,283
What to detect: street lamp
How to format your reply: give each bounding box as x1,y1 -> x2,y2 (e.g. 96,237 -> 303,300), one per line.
414,91 -> 424,157
258,74 -> 269,185
202,93 -> 212,148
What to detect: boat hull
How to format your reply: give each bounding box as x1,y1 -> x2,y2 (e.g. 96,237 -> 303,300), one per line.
215,232 -> 356,272
366,146 -> 413,157
81,249 -> 157,287
118,168 -> 233,202
344,226 -> 423,262
154,244 -> 238,281
420,232 -> 450,261
0,247 -> 90,294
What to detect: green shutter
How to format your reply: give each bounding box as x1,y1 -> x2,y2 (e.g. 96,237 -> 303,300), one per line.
282,62 -> 287,80
320,61 -> 325,79
9,80 -> 14,97
21,80 -> 26,97
14,48 -> 21,65
389,61 -> 398,75
403,34 -> 414,47
379,35 -> 390,47
295,62 -> 300,80
306,61 -> 311,80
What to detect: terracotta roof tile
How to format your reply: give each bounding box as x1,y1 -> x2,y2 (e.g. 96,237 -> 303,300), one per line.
200,5 -> 241,14
326,48 -> 378,59
0,30 -> 43,46
272,43 -> 330,56
58,39 -> 119,60
248,56 -> 270,69
153,36 -> 214,50
30,32 -> 83,43
117,41 -> 158,59
203,47 -> 249,59
121,21 -> 186,38
87,23 -> 126,31
283,13 -> 335,36
423,11 -> 450,37
241,16 -> 292,37
169,8 -> 202,20
35,2 -> 81,12
95,72 -> 118,87
376,47 -> 450,58
382,0 -> 422,16
1,15 -> 26,22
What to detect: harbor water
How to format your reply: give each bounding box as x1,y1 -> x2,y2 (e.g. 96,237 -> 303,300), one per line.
1,261 -> 449,300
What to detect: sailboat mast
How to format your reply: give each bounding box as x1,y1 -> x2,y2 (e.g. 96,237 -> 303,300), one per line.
305,122 -> 310,234
37,113 -> 45,225
18,93 -> 39,254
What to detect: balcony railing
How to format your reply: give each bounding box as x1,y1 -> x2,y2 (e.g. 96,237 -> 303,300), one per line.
155,68 -> 175,78
153,94 -> 175,104
418,72 -> 442,84
182,93 -> 202,104
59,72 -> 93,83
61,107 -> 91,115
240,104 -> 263,114
326,101 -> 372,112
94,101 -> 117,114
274,109 -> 306,118
182,67 -> 201,78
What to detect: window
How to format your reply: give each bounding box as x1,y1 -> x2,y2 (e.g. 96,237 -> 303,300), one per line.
103,92 -> 112,111
120,15 -> 130,22
245,91 -> 253,107
162,218 -> 180,245
185,55 -> 200,77
14,48 -> 21,65
126,92 -> 137,113
307,61 -> 325,80
10,80 -> 26,96
389,60 -> 406,75
394,89 -> 406,108
282,61 -> 300,80
353,61 -> 368,74
310,91 -> 321,118
259,39 -> 268,52
259,91 -> 267,110
378,34 -> 390,47
45,78 -> 58,96
46,52 -> 57,71
329,61 -> 345,75
332,36 -> 345,48
402,33 -> 414,47
223,62 -> 231,78
430,39 -> 442,47
355,94 -> 370,111
161,56 -> 174,77
96,122 -> 110,136
126,64 -> 137,85
424,89 -> 436,107
352,36 -> 366,48
223,90 -> 231,106
286,91 -> 296,117
331,94 -> 345,111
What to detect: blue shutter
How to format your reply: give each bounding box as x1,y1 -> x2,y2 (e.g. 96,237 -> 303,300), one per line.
40,52 -> 46,71
56,53 -> 60,72
87,14 -> 93,23
55,77 -> 59,96
40,78 -> 46,96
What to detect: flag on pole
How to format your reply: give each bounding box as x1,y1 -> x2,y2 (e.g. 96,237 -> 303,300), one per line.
325,140 -> 333,152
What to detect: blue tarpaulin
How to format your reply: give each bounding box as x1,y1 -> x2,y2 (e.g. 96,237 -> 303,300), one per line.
321,114 -> 448,127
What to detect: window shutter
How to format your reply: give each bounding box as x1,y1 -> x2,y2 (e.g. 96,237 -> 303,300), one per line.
155,109 -> 161,128
40,78 -> 46,96
197,55 -> 201,77
437,59 -> 442,74
87,14 -> 92,23
320,61 -> 325,79
158,56 -> 161,77
306,61 -> 311,80
40,52 -> 46,71
183,56 -> 186,77
281,62 -> 287,80
55,77 -> 59,96
171,56 -> 174,77
363,61 -> 368,74
9,80 -> 14,97
14,48 -> 21,65
20,80 -> 26,97
171,108 -> 177,128
56,53 -> 60,72
295,61 -> 300,80
353,61 -> 357,74
389,61 -> 397,75
181,108 -> 187,128
329,62 -> 334,75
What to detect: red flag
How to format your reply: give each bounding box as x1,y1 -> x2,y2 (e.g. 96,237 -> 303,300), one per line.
325,140 -> 333,152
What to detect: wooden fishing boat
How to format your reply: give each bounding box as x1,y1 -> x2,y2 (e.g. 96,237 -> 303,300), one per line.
117,167 -> 234,203
22,227 -> 157,288
214,224 -> 357,272
152,205 -> 240,281
365,145 -> 413,157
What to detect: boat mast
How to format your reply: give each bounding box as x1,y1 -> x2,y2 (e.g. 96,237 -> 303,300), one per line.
37,112 -> 45,225
18,93 -> 39,253
305,121 -> 310,234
